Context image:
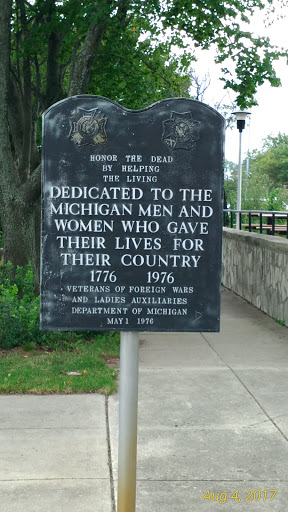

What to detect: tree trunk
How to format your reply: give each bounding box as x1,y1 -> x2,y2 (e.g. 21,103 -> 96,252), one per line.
1,200 -> 39,281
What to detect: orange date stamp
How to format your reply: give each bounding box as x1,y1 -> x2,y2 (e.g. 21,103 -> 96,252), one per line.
202,489 -> 277,504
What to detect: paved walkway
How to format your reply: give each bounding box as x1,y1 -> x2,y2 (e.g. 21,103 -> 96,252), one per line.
1,287 -> 288,511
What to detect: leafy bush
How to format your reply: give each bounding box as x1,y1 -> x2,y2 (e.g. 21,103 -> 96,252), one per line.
0,262 -> 119,351
0,262 -> 41,349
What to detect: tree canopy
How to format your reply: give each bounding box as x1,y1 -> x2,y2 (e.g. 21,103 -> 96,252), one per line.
0,0 -> 286,273
248,133 -> 288,187
224,134 -> 288,211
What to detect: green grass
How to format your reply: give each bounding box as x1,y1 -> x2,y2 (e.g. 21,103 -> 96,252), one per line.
274,318 -> 287,327
0,333 -> 120,395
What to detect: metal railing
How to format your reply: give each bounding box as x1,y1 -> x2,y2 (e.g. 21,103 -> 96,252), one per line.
223,209 -> 288,238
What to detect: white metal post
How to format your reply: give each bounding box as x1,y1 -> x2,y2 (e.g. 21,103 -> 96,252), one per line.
117,331 -> 139,512
236,129 -> 243,230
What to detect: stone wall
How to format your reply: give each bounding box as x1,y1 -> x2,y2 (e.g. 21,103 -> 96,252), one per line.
222,228 -> 288,326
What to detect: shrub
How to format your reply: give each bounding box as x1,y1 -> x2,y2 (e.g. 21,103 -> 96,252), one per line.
0,261 -> 116,351
0,262 -> 41,349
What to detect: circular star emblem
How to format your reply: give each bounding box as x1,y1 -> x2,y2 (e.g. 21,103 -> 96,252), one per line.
162,112 -> 200,150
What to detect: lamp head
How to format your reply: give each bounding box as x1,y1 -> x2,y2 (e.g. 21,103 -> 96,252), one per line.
232,110 -> 251,133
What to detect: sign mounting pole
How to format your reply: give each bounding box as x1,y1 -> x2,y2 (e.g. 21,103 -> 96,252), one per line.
117,331 -> 140,512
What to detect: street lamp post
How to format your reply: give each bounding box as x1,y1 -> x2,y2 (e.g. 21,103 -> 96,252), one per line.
233,110 -> 251,230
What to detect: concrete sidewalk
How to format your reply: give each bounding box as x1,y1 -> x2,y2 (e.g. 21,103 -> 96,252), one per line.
1,287 -> 288,511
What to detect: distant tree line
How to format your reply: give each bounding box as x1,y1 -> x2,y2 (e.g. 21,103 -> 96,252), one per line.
224,133 -> 288,211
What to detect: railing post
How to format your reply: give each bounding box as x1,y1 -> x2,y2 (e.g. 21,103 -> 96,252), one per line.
272,213 -> 275,236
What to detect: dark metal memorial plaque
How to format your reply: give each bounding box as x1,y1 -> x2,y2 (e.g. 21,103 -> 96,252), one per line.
41,96 -> 224,332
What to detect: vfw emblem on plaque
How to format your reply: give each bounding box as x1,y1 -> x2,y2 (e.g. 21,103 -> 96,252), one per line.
70,108 -> 107,146
162,111 -> 200,150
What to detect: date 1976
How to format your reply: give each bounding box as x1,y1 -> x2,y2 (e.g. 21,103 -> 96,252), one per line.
202,489 -> 277,504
